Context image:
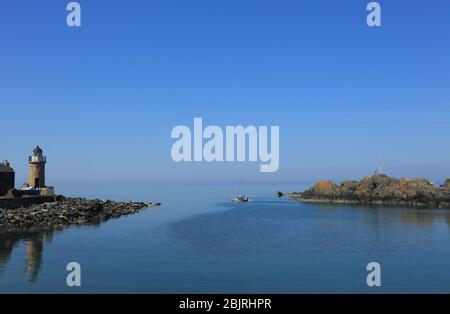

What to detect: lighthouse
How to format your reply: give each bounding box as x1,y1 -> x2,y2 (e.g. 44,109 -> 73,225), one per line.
28,146 -> 46,188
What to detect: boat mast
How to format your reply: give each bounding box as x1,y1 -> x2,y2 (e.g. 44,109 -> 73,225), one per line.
378,156 -> 382,175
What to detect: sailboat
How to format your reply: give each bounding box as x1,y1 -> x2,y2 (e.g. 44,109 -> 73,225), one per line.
232,179 -> 250,202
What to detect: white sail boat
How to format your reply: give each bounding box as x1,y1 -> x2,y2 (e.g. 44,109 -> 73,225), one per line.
232,179 -> 250,202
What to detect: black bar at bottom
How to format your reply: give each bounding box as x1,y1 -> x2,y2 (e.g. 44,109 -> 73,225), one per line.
0,294 -> 446,312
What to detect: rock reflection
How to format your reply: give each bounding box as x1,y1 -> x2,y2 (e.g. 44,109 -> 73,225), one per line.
398,208 -> 450,226
0,230 -> 54,282
311,202 -> 450,226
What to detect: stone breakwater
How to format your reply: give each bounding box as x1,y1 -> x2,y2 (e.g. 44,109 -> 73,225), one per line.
290,174 -> 450,209
0,197 -> 161,234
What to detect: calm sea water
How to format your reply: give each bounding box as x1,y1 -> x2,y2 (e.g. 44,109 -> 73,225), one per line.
1,183 -> 450,293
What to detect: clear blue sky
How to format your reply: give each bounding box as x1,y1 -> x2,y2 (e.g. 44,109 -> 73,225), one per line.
1,0 -> 450,185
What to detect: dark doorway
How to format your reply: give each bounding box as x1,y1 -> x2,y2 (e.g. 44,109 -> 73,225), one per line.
34,178 -> 40,187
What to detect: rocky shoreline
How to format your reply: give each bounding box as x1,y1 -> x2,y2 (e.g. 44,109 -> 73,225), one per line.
290,174 -> 450,209
0,197 -> 161,234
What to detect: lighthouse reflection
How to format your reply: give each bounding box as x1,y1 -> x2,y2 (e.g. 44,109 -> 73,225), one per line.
0,230 -> 54,282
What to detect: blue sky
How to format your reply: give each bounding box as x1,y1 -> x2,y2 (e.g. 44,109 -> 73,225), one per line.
1,0 -> 450,185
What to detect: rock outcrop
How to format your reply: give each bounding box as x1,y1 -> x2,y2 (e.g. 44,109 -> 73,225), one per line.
291,175 -> 450,208
0,197 -> 161,233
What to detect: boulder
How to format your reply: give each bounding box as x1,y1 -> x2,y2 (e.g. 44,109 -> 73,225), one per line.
4,189 -> 24,199
444,179 -> 450,188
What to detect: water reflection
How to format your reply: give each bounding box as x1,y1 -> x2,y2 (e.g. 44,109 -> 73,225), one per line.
0,230 -> 54,282
2,199 -> 450,287
308,202 -> 450,226
169,200 -> 450,256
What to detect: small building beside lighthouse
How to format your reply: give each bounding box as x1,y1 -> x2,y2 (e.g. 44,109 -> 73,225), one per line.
29,146 -> 46,188
0,160 -> 15,196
